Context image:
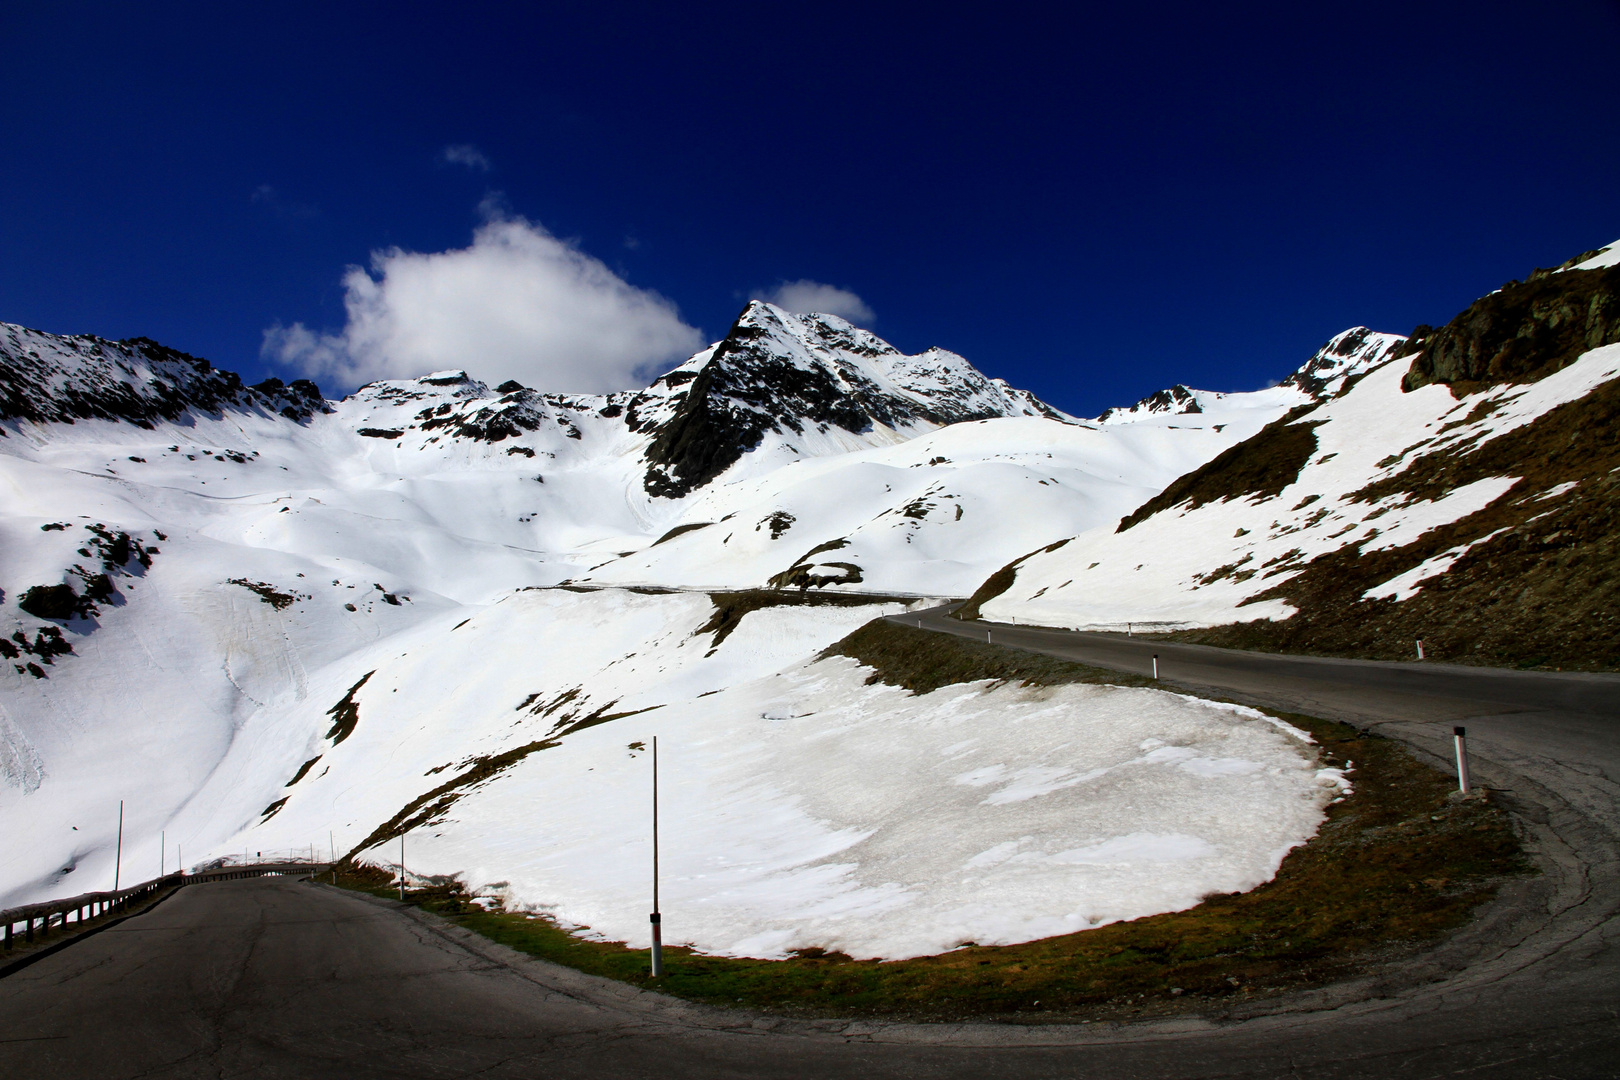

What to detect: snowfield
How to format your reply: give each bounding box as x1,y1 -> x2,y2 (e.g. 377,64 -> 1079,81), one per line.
1,304 -> 1370,957
420,663 -> 1342,961
202,590 -> 1344,961
577,412 -> 1284,596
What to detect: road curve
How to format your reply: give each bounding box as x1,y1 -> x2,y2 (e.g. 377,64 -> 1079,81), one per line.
1,619 -> 1616,1078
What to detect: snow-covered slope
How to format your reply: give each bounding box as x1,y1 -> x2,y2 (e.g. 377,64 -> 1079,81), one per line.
165,587 -> 1343,960
579,414 -> 1276,596
0,294 -> 1412,951
980,246 -> 1620,669
573,329 -> 1406,596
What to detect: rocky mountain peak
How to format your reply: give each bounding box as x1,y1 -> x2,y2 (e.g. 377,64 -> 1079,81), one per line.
640,302 -> 1066,498
1279,327 -> 1407,398
0,323 -> 328,428
1095,327 -> 1405,424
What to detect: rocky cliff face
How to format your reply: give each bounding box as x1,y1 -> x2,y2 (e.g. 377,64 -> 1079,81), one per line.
0,324 -> 327,427
1401,262 -> 1620,391
641,302 -> 1070,497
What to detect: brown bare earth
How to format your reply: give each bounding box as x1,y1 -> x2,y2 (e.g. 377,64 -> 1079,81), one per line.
1108,261 -> 1620,671
1164,374 -> 1620,671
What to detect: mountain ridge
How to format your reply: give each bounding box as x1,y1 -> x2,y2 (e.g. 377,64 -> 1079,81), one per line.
976,239 -> 1620,671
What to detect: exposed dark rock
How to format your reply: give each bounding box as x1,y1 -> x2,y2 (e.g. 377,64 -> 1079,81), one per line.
643,303 -> 1065,498
19,584 -> 79,620
760,511 -> 796,538
1281,328 -> 1395,397
0,325 -> 329,427
1402,265 -> 1620,392
287,756 -> 322,786
324,671 -> 374,745
228,578 -> 303,610
1100,384 -> 1202,422
651,522 -> 713,546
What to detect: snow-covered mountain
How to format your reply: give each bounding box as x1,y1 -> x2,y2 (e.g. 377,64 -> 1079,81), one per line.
12,269 -> 1544,956
1093,327 -> 1404,425
976,241 -> 1620,671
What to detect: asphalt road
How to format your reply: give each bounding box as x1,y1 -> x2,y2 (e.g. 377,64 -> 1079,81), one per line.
2,616 -> 1617,1078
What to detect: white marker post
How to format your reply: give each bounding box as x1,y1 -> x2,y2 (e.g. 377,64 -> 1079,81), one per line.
1417,640 -> 1425,660
399,830 -> 406,902
650,736 -> 663,979
1152,654 -> 1159,680
1453,726 -> 1471,794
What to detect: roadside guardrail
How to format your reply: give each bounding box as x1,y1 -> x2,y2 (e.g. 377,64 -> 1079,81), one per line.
2,862 -> 334,951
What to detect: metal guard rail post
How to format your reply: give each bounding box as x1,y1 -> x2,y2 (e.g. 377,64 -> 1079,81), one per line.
2,863 -> 334,951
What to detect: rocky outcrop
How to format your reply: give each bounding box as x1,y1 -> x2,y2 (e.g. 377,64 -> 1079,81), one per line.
1281,327 -> 1406,397
643,302 -> 1066,498
0,324 -> 328,427
1401,264 -> 1620,391
1096,384 -> 1201,422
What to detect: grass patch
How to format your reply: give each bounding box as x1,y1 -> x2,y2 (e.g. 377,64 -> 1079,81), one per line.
823,616 -> 1152,695
334,622 -> 1529,1021
954,539 -> 1069,622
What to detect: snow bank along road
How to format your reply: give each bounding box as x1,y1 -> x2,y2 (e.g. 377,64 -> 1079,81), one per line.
0,622 -> 1616,1078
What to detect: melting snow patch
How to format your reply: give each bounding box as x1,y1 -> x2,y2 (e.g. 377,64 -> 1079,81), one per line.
406,658 -> 1345,960
1363,527 -> 1512,602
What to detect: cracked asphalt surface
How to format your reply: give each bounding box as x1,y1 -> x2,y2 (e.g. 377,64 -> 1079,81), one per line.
2,613 -> 1617,1078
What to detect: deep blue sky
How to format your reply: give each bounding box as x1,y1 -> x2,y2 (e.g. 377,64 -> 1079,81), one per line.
3,1 -> 1618,416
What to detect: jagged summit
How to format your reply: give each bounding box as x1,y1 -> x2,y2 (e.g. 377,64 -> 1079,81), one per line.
641,301 -> 1070,497
0,323 -> 328,427
1094,326 -> 1405,424
1279,327 -> 1408,397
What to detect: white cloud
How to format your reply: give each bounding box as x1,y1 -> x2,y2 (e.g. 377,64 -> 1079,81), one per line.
440,144 -> 492,171
263,213 -> 704,394
753,280 -> 875,324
